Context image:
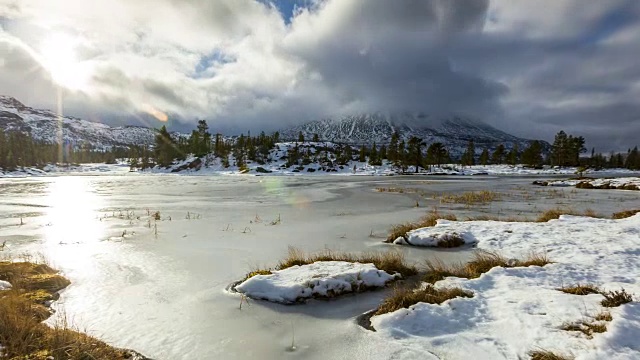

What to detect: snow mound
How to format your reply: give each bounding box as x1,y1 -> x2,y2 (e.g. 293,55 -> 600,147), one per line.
0,280 -> 11,290
372,214 -> 640,359
394,221 -> 477,247
543,177 -> 640,189
235,261 -> 399,304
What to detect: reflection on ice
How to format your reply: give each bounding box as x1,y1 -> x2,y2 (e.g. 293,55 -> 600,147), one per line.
44,177 -> 105,271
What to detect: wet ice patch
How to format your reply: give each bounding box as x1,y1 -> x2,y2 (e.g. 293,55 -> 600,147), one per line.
235,261 -> 399,304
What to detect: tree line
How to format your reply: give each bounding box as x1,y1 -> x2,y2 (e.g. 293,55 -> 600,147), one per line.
0,128 -> 127,171
147,123 -> 640,172
2,122 -> 639,172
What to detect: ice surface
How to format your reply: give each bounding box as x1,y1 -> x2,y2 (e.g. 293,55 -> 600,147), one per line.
236,261 -> 399,303
1,175 -> 639,359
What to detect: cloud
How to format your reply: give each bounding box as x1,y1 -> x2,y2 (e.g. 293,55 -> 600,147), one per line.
0,0 -> 639,150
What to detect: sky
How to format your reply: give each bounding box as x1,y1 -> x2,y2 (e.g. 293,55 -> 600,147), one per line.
1,0 -> 639,151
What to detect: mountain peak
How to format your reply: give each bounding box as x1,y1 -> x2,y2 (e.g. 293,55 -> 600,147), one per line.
0,96 -> 27,111
280,113 -> 545,156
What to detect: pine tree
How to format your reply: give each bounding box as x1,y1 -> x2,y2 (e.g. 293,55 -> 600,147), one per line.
395,140 -> 407,171
491,144 -> 505,164
369,142 -> 381,166
298,131 -> 305,143
625,146 -> 639,170
521,141 -> 543,167
359,146 -> 366,162
379,145 -> 387,160
507,143 -> 519,165
407,136 -> 425,173
551,130 -> 569,166
312,133 -> 319,142
155,125 -> 177,167
479,148 -> 489,166
461,140 -> 475,166
427,143 -> 447,168
388,131 -> 399,163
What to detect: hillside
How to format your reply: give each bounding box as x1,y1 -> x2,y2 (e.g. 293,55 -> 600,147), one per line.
0,96 -> 157,148
280,113 -> 547,156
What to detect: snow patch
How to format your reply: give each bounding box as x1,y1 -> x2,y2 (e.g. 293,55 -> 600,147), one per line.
235,261 -> 399,304
372,214 -> 640,359
0,280 -> 11,290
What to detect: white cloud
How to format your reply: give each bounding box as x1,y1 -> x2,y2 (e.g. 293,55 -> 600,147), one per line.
0,0 -> 639,150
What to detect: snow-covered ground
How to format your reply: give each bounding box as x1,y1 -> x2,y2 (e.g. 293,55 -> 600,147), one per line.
235,261 -> 399,304
371,214 -> 640,359
539,177 -> 640,189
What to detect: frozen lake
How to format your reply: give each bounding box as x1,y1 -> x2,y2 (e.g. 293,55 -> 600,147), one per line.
1,174 -> 639,359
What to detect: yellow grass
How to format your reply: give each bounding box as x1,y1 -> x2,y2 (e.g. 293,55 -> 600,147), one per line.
0,261 -> 146,359
375,284 -> 473,315
424,250 -> 551,284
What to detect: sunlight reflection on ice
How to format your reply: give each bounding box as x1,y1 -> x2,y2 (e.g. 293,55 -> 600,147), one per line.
44,177 -> 105,271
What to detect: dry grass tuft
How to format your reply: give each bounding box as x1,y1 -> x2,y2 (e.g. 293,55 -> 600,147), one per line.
424,250 -> 551,284
386,210 -> 457,243
243,269 -> 273,281
601,289 -> 633,307
536,208 -> 603,222
0,261 -> 145,359
529,350 -> 574,360
375,284 -> 473,315
593,310 -> 613,322
558,284 -> 601,296
244,247 -> 418,281
439,190 -> 501,207
612,209 -> 640,219
560,320 -> 607,337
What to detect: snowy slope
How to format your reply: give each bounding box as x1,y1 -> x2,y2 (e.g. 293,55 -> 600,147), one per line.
371,214 -> 640,359
280,113 -> 548,157
0,95 -> 158,148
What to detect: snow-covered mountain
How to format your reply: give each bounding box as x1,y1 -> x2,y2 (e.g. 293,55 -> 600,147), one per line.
280,113 -> 547,156
0,95 -> 158,148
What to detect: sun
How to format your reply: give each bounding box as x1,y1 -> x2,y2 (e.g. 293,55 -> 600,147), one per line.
40,33 -> 90,90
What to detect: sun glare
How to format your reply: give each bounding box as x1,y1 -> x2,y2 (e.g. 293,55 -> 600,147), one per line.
40,33 -> 90,90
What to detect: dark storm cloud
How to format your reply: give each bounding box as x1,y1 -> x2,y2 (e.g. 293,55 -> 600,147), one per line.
282,0 -> 503,123
1,0 -> 640,150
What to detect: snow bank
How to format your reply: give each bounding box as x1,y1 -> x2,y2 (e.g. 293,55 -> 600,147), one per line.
235,261 -> 399,304
542,177 -> 640,189
372,214 -> 640,359
0,280 -> 11,290
393,221 -> 477,247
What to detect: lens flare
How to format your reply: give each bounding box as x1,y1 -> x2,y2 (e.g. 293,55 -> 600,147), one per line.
142,103 -> 169,122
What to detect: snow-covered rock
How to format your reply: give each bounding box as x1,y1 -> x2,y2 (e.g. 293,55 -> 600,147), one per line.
372,214 -> 640,359
394,225 -> 477,247
0,280 -> 11,290
539,177 -> 640,190
235,261 -> 400,304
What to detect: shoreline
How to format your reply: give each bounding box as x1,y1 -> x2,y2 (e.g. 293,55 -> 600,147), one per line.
0,261 -> 151,360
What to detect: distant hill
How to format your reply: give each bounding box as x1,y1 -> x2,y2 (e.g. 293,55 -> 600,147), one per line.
280,113 -> 549,156
0,95 -> 159,148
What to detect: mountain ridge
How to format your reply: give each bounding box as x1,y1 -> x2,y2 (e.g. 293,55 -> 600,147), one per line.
280,113 -> 548,156
0,95 -> 158,149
